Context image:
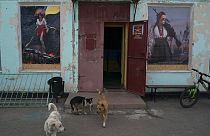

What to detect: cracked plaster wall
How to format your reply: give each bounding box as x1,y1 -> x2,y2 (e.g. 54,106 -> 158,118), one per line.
0,0 -> 77,92
1,0 -> 210,92
192,2 -> 210,75
132,0 -> 210,90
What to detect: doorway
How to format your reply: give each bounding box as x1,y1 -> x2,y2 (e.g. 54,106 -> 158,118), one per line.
78,2 -> 130,91
103,25 -> 124,89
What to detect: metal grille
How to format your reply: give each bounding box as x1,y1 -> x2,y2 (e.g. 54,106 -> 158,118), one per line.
0,73 -> 54,107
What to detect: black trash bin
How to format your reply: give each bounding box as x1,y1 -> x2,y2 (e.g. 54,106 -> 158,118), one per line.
48,77 -> 64,103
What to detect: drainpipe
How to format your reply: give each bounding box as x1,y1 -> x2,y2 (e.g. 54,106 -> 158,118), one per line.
71,0 -> 77,90
131,0 -> 140,22
71,0 -> 77,22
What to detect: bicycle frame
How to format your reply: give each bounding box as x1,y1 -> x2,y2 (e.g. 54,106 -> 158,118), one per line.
179,68 -> 210,108
194,71 -> 210,92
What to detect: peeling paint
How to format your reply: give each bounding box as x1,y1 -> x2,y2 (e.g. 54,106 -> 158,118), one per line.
143,1 -> 210,87
9,14 -> 19,49
193,33 -> 207,56
194,21 -> 204,27
1,0 -> 210,92
9,15 -> 17,26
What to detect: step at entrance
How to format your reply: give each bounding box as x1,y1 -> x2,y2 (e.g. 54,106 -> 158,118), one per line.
64,90 -> 146,110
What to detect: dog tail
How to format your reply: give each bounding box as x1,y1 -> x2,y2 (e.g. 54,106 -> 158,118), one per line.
48,103 -> 58,111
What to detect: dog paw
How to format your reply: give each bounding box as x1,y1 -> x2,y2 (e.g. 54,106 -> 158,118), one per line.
73,112 -> 80,115
102,122 -> 106,128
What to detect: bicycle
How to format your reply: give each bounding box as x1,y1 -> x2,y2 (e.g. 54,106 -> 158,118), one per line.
180,68 -> 210,108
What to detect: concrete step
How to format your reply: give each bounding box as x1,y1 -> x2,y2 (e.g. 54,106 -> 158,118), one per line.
64,90 -> 146,110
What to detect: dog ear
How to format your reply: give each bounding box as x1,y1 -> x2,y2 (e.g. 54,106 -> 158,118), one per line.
97,89 -> 100,94
98,89 -> 102,95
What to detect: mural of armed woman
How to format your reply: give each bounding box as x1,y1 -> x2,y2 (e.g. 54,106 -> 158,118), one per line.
21,6 -> 60,64
35,9 -> 48,52
148,11 -> 182,64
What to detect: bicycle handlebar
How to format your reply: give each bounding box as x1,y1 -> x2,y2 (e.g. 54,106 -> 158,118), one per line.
192,68 -> 210,78
192,68 -> 198,72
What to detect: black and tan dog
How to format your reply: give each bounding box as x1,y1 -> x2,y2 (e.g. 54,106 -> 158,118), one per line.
70,96 -> 93,114
96,89 -> 108,128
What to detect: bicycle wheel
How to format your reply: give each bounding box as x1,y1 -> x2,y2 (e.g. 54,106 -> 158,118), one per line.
180,87 -> 199,108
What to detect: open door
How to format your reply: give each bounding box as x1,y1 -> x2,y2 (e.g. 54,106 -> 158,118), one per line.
103,25 -> 124,89
127,21 -> 148,96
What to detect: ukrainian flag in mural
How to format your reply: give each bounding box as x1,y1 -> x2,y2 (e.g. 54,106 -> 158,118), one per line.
21,6 -> 60,64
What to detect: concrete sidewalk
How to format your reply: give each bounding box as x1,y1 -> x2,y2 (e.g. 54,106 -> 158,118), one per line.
64,89 -> 146,109
1,95 -> 210,136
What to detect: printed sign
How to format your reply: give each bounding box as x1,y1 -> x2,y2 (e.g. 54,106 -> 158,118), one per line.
132,24 -> 144,39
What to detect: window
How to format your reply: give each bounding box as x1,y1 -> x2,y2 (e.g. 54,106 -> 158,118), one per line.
20,5 -> 60,70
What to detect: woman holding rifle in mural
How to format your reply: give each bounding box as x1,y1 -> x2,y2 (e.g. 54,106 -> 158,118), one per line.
149,11 -> 181,64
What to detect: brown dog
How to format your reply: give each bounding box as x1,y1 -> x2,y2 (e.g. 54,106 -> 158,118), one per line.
96,89 -> 108,128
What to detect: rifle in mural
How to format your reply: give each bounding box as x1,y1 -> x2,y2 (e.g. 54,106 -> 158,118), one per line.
153,8 -> 182,47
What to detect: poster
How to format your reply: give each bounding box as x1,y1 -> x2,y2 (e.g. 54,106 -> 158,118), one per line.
21,6 -> 60,64
132,24 -> 144,39
148,6 -> 191,64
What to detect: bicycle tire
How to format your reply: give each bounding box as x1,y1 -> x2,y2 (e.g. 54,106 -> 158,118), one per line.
180,86 -> 200,108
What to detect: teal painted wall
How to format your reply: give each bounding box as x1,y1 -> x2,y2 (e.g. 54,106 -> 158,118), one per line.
0,0 -> 77,92
131,0 -> 210,90
0,1 -> 20,73
1,0 -> 210,92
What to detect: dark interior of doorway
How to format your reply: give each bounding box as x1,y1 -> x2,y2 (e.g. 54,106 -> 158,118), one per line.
103,27 -> 122,89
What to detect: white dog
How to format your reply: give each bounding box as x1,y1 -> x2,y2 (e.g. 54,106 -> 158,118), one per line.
44,103 -> 65,136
